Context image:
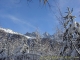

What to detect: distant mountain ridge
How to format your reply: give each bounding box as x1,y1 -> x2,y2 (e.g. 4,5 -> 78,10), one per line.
0,27 -> 33,39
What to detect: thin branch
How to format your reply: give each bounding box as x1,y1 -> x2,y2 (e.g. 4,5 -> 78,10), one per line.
70,39 -> 80,55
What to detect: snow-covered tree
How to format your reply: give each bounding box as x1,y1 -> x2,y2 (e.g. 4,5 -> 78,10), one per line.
60,7 -> 80,59
20,44 -> 29,54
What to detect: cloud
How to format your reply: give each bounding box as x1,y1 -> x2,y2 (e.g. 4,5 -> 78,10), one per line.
0,14 -> 36,29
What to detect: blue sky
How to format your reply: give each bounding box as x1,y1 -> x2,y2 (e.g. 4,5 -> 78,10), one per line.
0,0 -> 80,34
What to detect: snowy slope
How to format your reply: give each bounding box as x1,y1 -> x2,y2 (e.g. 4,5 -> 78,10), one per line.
0,27 -> 19,34
0,27 -> 33,39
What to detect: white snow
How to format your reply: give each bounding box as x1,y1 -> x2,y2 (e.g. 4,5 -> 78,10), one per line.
0,27 -> 19,34
24,35 -> 33,39
72,21 -> 77,28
